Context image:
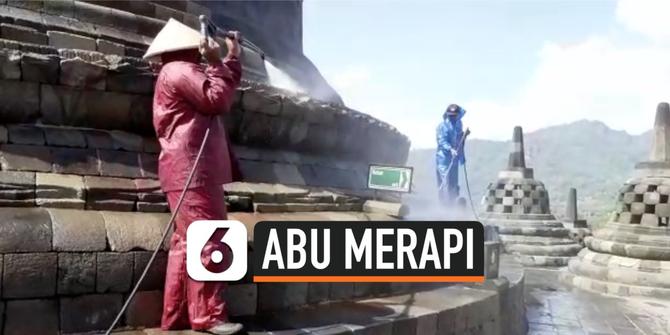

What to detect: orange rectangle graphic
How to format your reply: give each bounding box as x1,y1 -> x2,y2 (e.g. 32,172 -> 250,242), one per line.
253,276 -> 485,283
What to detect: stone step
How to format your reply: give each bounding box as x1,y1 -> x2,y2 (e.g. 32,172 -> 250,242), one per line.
253,202 -> 362,213
567,257 -> 670,289
575,247 -> 670,273
503,242 -> 582,257
598,220 -> 670,236
560,270 -> 670,300
592,227 -> 670,248
87,279 -> 525,335
515,255 -> 571,267
483,218 -> 564,229
585,236 -> 670,261
362,199 -> 408,218
499,234 -> 576,246
480,212 -> 558,222
497,226 -> 572,238
0,4 -> 151,50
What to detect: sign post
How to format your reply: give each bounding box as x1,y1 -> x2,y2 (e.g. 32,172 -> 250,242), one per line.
368,165 -> 413,193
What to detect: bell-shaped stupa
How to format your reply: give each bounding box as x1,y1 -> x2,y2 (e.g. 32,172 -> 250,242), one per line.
481,126 -> 583,266
561,103 -> 670,299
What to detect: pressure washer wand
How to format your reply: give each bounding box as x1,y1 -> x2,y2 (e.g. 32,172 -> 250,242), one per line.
104,19 -> 216,335
198,15 -> 265,60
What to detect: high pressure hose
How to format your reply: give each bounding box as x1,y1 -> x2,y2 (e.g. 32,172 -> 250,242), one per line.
438,128 -> 480,220
462,160 -> 481,221
104,17 -> 220,335
104,123 -> 212,335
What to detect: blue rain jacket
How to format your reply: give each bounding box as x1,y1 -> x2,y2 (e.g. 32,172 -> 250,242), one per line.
436,107 -> 466,189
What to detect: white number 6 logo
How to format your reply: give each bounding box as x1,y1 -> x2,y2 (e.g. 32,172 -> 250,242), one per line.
186,220 -> 248,281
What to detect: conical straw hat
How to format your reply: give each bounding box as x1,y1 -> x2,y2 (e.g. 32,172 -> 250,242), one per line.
143,18 -> 201,60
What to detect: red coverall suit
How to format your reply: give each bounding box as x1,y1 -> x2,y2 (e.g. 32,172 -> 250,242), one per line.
152,50 -> 242,331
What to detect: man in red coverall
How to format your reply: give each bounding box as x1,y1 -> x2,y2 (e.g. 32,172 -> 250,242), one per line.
145,19 -> 242,335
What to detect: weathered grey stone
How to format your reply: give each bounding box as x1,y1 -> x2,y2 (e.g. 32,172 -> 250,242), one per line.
40,85 -> 144,131
332,167 -> 364,190
103,211 -> 169,252
110,129 -> 143,151
329,283 -> 355,300
225,195 -> 252,211
21,53 -> 60,84
36,172 -> 85,208
47,30 -> 96,50
136,201 -> 169,213
226,284 -> 258,316
142,137 -> 160,153
643,192 -> 661,204
96,38 -> 124,55
125,46 -> 146,58
98,149 -> 142,178
51,147 -> 99,175
43,127 -> 87,147
0,125 -> 7,143
647,102 -> 670,163
60,294 -> 123,333
242,88 -> 281,115
4,300 -> 59,335
307,282 -> 330,304
49,208 -> 106,251
84,176 -> 136,211
0,49 -> 20,79
0,37 -> 20,50
60,57 -> 106,89
57,48 -> 105,63
0,207 -> 51,252
96,252 -> 133,293
154,3 -> 184,21
43,0 -> 74,17
0,170 -> 34,205
272,162 -> 306,185
253,203 -> 288,213
58,252 -> 96,294
107,69 -> 155,95
132,251 -> 167,291
134,178 -> 165,202
630,202 -> 646,215
83,129 -> 114,149
0,23 -> 47,44
641,213 -> 659,227
7,124 -> 44,145
259,283 -> 308,311
363,200 -> 409,218
139,152 -> 158,179
237,159 -> 278,183
126,290 -> 163,327
6,0 -> 44,12
3,253 -> 57,298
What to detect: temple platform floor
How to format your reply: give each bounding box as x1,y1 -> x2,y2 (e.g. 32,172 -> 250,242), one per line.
95,256 -> 670,335
512,256 -> 670,335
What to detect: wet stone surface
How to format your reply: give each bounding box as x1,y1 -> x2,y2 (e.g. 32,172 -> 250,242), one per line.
515,257 -> 670,335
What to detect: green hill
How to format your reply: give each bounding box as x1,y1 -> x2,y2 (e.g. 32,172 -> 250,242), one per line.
405,120 -> 651,224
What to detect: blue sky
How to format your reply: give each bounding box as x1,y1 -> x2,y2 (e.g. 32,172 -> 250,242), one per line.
302,0 -> 670,148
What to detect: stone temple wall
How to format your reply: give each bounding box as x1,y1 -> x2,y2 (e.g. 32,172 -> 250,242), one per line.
0,1 -> 417,333
0,0 -> 341,101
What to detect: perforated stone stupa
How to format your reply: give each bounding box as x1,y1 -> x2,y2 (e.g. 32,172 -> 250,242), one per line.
480,126 -> 583,267
562,103 -> 670,299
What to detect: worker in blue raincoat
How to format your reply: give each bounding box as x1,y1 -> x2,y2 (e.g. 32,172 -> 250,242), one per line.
436,104 -> 466,204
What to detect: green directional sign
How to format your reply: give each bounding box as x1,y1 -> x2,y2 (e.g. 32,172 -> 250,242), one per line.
368,165 -> 413,193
